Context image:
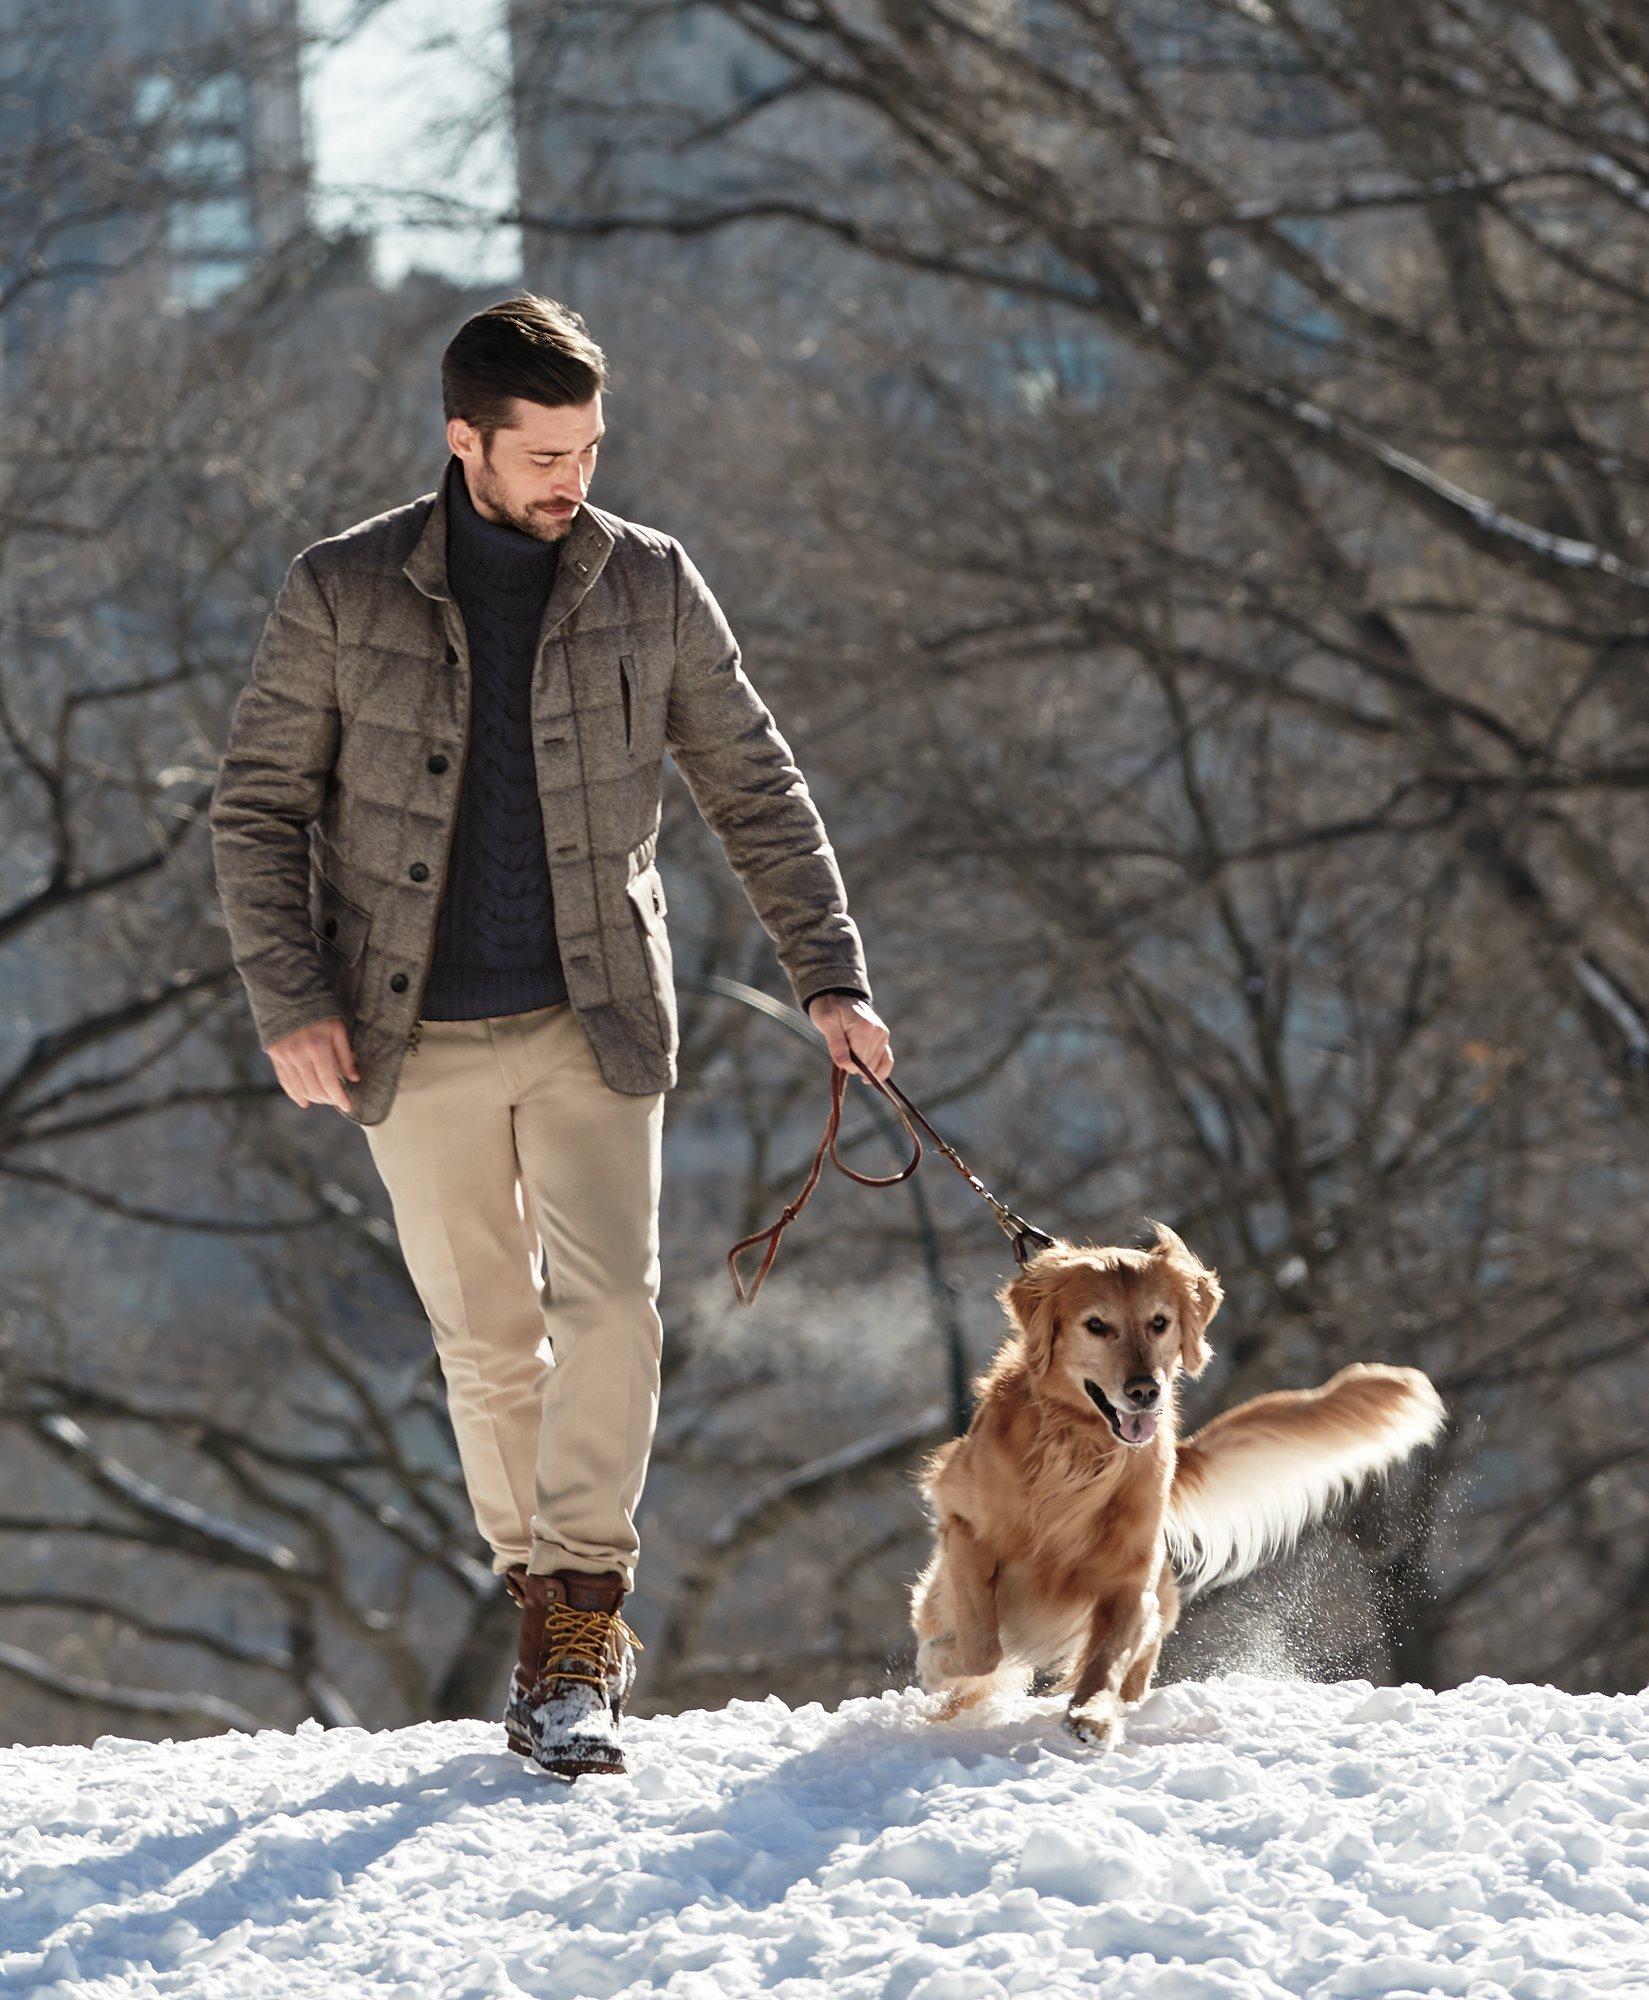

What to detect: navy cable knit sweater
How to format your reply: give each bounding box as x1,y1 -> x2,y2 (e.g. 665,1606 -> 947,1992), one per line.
419,457 -> 569,1020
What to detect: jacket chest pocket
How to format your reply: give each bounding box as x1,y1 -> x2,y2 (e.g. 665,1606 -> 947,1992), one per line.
617,648 -> 666,760
565,626 -> 669,768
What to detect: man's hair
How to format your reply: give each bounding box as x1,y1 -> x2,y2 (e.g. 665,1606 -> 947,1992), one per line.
441,293 -> 608,444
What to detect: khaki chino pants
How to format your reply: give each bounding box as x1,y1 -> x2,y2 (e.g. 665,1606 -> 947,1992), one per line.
362,1000 -> 664,1594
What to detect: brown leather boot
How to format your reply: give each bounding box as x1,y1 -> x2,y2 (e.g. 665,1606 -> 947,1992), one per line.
511,1567 -> 643,1778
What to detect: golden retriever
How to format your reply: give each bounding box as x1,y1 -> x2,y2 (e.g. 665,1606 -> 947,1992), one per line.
909,1221 -> 1446,1747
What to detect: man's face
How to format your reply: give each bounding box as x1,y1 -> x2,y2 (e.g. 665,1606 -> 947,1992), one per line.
447,393 -> 604,543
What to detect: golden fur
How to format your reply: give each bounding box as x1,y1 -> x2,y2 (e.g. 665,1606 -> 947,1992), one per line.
908,1221 -> 1446,1748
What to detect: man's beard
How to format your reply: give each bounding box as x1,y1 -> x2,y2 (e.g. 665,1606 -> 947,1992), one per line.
473,458 -> 574,543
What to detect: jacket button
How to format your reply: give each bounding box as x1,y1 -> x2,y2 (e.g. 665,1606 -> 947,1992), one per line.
427,753 -> 448,774
444,643 -> 458,663
409,861 -> 429,882
323,917 -> 338,937
390,973 -> 409,993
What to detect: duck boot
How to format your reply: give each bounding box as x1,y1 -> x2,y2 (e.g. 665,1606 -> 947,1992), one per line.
500,1562 -> 644,1758
513,1567 -> 644,1778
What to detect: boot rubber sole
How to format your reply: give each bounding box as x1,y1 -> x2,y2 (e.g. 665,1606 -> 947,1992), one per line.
506,1693 -> 626,1773
532,1753 -> 626,1778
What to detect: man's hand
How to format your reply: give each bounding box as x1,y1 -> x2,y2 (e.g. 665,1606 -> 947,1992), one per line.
265,1016 -> 361,1113
805,992 -> 894,1084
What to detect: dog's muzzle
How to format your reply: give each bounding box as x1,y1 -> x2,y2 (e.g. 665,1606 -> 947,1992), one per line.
1085,1379 -> 1158,1447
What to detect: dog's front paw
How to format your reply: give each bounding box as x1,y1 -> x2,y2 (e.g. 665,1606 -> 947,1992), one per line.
917,1629 -> 1001,1688
1062,1693 -> 1122,1750
916,1631 -> 961,1690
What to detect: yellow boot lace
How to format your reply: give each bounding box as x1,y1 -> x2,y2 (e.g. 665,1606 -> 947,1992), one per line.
536,1601 -> 646,1689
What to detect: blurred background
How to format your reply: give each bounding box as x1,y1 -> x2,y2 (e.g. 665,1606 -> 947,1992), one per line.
2,0 -> 1646,1745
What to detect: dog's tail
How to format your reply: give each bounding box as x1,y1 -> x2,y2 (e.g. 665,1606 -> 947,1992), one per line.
1164,1362 -> 1446,1596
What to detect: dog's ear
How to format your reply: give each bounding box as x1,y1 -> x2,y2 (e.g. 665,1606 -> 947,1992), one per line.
996,1251 -> 1067,1380
1141,1217 -> 1222,1379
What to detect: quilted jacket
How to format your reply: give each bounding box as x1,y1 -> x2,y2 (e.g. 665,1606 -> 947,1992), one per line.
208,461 -> 873,1125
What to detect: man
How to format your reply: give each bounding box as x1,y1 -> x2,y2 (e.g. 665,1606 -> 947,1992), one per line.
209,293 -> 892,1778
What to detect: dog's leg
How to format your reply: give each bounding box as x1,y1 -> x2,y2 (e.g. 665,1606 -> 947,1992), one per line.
1063,1572 -> 1158,1749
914,1516 -> 1004,1693
1118,1563 -> 1179,1706
1117,1632 -> 1161,1707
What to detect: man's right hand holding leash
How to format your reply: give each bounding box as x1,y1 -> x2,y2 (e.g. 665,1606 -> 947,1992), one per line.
805,991 -> 894,1085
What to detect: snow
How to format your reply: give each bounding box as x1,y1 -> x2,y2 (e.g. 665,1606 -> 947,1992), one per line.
3,1673 -> 1647,1998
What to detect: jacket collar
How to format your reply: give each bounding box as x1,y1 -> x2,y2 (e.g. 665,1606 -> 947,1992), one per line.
402,454 -> 615,630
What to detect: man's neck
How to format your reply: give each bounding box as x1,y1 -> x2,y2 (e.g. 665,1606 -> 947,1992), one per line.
446,457 -> 559,569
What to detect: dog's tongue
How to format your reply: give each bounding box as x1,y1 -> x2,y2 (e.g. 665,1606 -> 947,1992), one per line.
1119,1409 -> 1158,1445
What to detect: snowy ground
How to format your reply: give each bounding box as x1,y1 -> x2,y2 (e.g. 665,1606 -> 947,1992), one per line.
2,1673 -> 1645,1999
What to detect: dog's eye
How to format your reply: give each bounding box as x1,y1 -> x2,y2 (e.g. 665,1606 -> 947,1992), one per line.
1151,1314 -> 1169,1332
1084,1316 -> 1112,1336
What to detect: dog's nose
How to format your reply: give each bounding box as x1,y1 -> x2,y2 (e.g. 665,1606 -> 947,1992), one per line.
1123,1375 -> 1159,1409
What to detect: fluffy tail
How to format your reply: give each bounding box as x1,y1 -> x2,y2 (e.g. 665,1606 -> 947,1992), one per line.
1165,1362 -> 1446,1596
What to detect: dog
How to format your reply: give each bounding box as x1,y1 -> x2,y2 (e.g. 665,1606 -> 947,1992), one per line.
909,1220 -> 1446,1747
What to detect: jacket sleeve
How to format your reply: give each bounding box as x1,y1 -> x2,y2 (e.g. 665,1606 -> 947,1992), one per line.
208,549 -> 344,1051
665,538 -> 872,1013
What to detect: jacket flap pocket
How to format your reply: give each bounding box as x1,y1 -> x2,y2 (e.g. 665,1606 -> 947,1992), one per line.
310,871 -> 371,964
625,863 -> 666,924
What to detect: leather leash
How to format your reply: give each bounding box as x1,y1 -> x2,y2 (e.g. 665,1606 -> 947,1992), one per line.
727,1048 -> 1058,1305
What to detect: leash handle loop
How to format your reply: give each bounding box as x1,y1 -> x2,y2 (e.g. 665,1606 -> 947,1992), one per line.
726,1048 -> 1055,1306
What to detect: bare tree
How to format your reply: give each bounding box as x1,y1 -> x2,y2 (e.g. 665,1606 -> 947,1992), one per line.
473,0 -> 1649,1696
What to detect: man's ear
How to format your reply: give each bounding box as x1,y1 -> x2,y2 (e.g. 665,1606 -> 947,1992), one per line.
1141,1217 -> 1222,1379
996,1250 -> 1067,1381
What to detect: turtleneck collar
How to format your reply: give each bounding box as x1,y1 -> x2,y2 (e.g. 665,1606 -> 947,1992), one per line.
444,454 -> 562,586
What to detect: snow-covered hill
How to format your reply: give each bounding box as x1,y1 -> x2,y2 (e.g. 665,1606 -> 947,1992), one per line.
3,1673 -> 1645,1998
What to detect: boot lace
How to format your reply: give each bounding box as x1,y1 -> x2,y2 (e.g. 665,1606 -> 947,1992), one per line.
535,1601 -> 646,1690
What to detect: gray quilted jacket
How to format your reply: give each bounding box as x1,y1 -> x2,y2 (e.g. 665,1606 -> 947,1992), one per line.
208,463 -> 873,1125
